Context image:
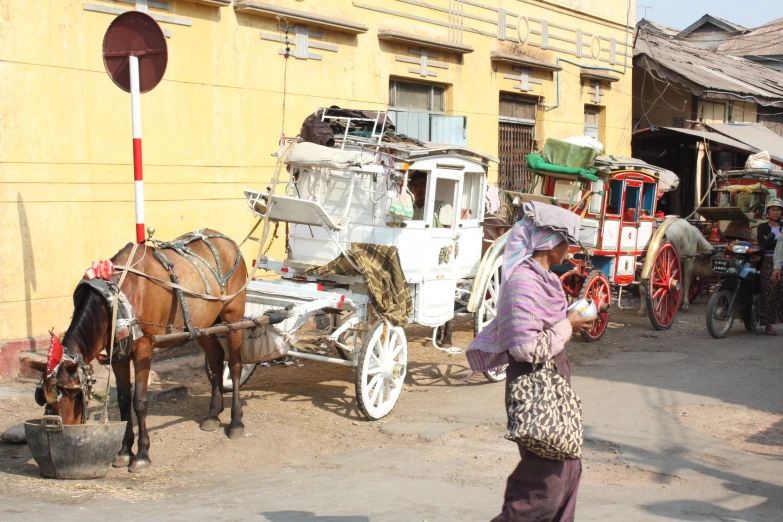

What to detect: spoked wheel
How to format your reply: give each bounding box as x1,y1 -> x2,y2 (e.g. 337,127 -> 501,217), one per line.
743,294 -> 763,335
204,356 -> 257,392
706,289 -> 734,339
561,271 -> 584,299
579,270 -> 611,342
646,240 -> 682,330
355,321 -> 407,420
473,256 -> 507,382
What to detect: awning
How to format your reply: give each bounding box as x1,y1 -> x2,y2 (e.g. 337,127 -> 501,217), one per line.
659,127 -> 755,152
706,123 -> 783,165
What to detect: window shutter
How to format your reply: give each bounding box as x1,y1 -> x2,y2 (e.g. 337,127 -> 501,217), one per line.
430,115 -> 467,146
388,110 -> 430,141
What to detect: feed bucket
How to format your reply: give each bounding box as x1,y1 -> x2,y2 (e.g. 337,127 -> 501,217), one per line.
24,416 -> 126,479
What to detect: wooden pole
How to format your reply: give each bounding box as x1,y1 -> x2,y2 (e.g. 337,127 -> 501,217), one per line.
150,314 -> 289,343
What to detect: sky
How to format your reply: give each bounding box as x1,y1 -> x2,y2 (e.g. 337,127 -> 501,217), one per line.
636,0 -> 782,30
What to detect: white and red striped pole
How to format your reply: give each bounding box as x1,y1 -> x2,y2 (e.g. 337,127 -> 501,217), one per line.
129,54 -> 145,243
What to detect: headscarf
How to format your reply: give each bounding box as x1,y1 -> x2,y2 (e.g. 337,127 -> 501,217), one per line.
466,202 -> 580,374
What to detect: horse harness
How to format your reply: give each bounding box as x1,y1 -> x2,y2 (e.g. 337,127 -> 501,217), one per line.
78,278 -> 143,365
149,230 -> 243,342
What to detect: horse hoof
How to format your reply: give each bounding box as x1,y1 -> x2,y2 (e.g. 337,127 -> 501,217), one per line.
441,338 -> 452,347
112,453 -> 132,468
129,457 -> 151,473
200,418 -> 220,432
227,425 -> 245,440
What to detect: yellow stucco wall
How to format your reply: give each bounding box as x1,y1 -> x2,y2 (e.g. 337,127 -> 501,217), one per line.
0,0 -> 634,341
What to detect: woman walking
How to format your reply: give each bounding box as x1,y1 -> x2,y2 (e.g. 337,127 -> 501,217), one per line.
467,202 -> 594,522
757,198 -> 783,335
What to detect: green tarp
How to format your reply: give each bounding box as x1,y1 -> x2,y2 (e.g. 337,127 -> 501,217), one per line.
540,138 -> 599,169
526,153 -> 600,182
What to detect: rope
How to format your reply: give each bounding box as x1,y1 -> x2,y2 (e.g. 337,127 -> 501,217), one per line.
102,242 -> 139,424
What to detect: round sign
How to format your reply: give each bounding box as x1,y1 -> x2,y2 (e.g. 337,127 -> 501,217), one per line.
102,11 -> 168,93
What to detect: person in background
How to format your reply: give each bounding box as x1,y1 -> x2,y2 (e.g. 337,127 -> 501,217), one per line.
408,171 -> 453,227
466,202 -> 594,522
757,198 -> 783,335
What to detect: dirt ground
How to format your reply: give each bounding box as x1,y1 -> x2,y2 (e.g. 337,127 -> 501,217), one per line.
0,294 -> 777,506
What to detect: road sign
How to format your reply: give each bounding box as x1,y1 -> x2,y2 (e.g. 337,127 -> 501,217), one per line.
102,12 -> 168,243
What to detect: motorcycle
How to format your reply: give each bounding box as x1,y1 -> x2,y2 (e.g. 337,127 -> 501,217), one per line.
706,241 -> 763,339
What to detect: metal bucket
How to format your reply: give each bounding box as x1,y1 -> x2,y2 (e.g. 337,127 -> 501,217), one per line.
24,416 -> 126,479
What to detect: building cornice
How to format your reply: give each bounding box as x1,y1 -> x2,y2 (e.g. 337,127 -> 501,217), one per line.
234,2 -> 369,35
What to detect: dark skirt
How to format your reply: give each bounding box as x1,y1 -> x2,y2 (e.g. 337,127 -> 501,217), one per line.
759,257 -> 783,325
491,350 -> 582,522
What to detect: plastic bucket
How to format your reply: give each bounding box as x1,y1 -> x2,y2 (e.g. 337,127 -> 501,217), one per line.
24,416 -> 126,479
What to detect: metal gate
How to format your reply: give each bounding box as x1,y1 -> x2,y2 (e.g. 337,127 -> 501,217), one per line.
498,122 -> 534,192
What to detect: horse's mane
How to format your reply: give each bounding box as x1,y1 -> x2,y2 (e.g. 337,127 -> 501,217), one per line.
62,284 -> 110,358
62,243 -> 132,357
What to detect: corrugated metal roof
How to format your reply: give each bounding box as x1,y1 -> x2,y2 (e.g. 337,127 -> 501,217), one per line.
635,27 -> 783,101
659,127 -> 757,152
636,18 -> 679,37
706,123 -> 783,164
718,17 -> 783,57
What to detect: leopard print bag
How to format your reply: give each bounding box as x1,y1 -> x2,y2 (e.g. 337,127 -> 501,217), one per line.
505,337 -> 583,461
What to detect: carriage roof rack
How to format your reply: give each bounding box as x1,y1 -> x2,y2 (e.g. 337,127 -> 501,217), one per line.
723,168 -> 783,180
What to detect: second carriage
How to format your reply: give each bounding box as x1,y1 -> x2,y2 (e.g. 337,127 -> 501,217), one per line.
468,154 -> 684,357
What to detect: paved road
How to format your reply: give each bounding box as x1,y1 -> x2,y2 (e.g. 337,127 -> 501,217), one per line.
2,329 -> 782,521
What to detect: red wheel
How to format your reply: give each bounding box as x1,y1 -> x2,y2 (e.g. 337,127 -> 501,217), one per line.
560,270 -> 584,299
646,240 -> 682,330
579,270 -> 611,342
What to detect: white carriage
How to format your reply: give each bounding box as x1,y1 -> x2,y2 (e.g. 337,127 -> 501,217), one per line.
231,110 -> 497,419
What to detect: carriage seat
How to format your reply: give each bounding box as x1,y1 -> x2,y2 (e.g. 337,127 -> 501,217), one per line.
267,195 -> 349,231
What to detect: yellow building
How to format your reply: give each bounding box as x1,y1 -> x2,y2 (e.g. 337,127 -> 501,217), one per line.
0,0 -> 634,351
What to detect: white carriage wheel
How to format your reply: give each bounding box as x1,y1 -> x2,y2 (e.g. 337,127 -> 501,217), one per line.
204,357 -> 257,392
355,321 -> 408,420
473,256 -> 507,383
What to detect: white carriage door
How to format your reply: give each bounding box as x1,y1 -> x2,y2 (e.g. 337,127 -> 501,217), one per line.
454,172 -> 484,279
416,175 -> 460,327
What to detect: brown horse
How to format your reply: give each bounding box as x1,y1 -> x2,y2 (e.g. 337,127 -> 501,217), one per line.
438,213 -> 512,345
22,229 -> 247,473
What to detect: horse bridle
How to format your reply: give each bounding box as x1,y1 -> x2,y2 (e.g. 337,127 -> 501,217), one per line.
36,348 -> 94,424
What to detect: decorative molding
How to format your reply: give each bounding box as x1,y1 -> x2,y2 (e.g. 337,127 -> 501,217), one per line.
261,24 -> 338,61
395,48 -> 449,77
503,67 -> 543,93
110,0 -> 169,9
182,0 -> 231,6
580,69 -> 619,83
355,1 -> 631,68
235,1 -> 368,35
83,3 -> 190,34
378,29 -> 473,54
490,50 -> 562,72
587,80 -> 605,103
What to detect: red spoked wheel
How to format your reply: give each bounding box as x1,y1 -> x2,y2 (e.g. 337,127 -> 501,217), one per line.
646,240 -> 682,330
579,270 -> 611,342
560,270 -> 584,300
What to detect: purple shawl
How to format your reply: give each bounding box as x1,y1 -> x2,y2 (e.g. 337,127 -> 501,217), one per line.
466,215 -> 568,374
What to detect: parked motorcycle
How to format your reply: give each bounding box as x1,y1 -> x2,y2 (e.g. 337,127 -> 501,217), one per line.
706,241 -> 763,338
